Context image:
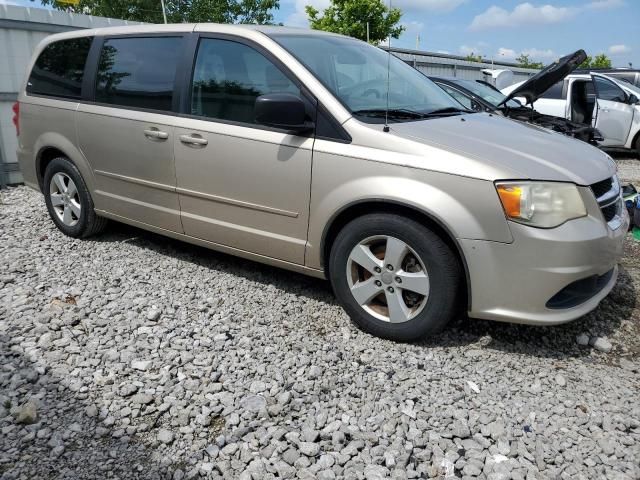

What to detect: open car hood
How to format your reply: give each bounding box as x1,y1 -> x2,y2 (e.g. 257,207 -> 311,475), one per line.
500,49 -> 587,106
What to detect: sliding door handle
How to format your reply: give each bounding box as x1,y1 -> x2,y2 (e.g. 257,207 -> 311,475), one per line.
179,134 -> 208,146
144,128 -> 169,140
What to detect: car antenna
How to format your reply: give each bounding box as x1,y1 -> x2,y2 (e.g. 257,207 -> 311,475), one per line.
383,0 -> 392,133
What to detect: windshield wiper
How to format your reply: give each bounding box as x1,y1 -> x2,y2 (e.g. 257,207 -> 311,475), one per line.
422,107 -> 471,116
353,107 -> 471,121
352,108 -> 427,119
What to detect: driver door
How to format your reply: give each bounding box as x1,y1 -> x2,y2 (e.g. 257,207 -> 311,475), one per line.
591,73 -> 635,146
174,36 -> 314,265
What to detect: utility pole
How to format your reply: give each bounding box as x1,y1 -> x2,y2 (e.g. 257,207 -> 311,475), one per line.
160,0 -> 167,23
366,22 -> 370,43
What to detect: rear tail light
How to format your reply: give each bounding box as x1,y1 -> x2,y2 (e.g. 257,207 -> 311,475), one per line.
12,101 -> 19,136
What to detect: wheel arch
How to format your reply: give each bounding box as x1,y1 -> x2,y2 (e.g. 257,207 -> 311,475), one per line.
36,146 -> 67,191
631,127 -> 640,154
320,199 -> 471,310
34,133 -> 95,194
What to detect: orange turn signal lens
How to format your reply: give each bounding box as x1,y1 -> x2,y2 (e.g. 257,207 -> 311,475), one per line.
496,185 -> 522,218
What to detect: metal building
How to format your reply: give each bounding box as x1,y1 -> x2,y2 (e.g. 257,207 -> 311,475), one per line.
387,47 -> 539,83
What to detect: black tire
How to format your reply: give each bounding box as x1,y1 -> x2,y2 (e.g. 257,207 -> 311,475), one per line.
329,213 -> 461,342
43,157 -> 107,238
635,134 -> 640,158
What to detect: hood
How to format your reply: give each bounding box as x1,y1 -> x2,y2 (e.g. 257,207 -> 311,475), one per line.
500,49 -> 587,106
388,113 -> 615,185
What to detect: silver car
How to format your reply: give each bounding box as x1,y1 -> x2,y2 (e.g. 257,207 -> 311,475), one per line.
15,24 -> 628,341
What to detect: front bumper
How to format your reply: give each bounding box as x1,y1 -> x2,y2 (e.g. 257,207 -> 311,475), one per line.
461,207 -> 628,325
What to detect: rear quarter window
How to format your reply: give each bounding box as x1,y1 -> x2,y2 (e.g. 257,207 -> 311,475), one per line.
27,37 -> 92,99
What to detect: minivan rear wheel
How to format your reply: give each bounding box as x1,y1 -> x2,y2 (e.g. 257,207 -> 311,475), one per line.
43,157 -> 107,238
329,213 -> 461,342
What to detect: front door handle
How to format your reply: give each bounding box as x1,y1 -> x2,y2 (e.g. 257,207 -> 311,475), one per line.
179,134 -> 208,146
144,128 -> 169,140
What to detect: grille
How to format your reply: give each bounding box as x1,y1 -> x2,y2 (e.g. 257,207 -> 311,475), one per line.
590,176 -> 621,226
601,203 -> 617,222
590,178 -> 613,198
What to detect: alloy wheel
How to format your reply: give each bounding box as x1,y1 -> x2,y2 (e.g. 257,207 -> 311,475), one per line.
49,172 -> 81,227
346,235 -> 430,323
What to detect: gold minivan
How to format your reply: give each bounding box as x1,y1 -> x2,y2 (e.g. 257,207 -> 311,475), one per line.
16,24 -> 628,341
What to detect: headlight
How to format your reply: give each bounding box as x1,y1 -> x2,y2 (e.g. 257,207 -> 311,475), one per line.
495,181 -> 587,228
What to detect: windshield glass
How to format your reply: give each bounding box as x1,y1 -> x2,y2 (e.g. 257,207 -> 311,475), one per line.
452,80 -> 520,108
270,33 -> 464,121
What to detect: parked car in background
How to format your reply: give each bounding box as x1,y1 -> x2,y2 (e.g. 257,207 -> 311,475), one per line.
431,73 -> 600,145
503,69 -> 640,155
15,25 -> 628,342
573,68 -> 640,88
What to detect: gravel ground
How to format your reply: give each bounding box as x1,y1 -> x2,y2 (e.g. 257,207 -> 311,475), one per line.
1,156 -> 639,480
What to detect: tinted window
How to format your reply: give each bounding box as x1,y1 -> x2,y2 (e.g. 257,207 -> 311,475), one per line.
439,84 -> 474,110
593,76 -> 626,102
95,37 -> 182,111
191,39 -> 300,124
452,80 -> 520,108
540,80 -> 564,99
605,72 -> 636,85
27,37 -> 92,99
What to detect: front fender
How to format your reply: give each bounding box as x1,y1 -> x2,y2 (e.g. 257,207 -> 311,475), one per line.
306,150 -> 513,270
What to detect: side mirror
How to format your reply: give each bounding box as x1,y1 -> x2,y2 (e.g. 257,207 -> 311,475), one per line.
628,93 -> 639,105
255,93 -> 314,132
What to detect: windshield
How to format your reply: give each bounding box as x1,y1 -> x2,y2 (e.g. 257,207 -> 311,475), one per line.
270,34 -> 464,122
452,80 -> 521,108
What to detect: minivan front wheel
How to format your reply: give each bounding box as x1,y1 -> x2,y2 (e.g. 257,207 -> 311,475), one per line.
43,157 -> 107,238
329,213 -> 461,342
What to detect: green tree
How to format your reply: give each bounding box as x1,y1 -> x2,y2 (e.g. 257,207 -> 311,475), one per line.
578,55 -> 593,69
591,53 -> 612,68
305,0 -> 404,45
464,52 -> 483,63
37,0 -> 280,24
515,53 -> 544,69
578,53 -> 612,69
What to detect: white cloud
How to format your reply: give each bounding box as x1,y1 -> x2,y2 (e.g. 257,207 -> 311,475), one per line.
470,3 -> 576,30
470,0 -> 626,30
404,20 -> 424,32
494,47 -> 556,61
587,0 -> 624,10
609,44 -> 631,54
283,0 -> 328,27
497,47 -> 517,59
394,0 -> 468,12
522,47 -> 556,59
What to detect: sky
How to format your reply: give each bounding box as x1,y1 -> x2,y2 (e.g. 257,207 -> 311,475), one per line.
276,0 -> 639,67
2,0 -> 638,67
